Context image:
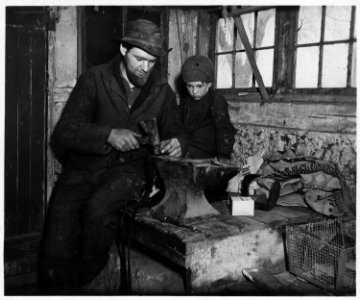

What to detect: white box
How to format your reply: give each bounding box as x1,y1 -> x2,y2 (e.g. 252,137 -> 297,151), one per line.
230,196 -> 255,216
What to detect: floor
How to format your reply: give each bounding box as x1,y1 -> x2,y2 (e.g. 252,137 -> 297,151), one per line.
5,251 -> 332,297
5,239 -> 344,296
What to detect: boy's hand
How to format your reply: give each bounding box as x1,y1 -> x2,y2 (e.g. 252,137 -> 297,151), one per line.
107,128 -> 141,152
160,138 -> 182,157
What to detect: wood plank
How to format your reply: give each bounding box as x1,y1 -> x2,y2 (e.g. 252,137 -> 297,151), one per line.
6,7 -> 47,29
234,16 -> 269,103
243,268 -> 285,295
134,215 -> 190,250
211,201 -> 287,229
274,272 -> 332,295
133,210 -> 270,270
16,30 -> 32,236
5,272 -> 37,292
168,8 -> 198,94
215,214 -> 268,232
228,101 -> 356,134
242,270 -> 331,295
28,30 -> 46,233
168,9 -> 183,93
178,9 -> 198,62
131,233 -> 187,268
5,27 -> 20,238
134,205 -> 321,259
273,7 -> 298,92
224,92 -> 356,104
5,8 -> 48,283
269,206 -> 325,224
251,209 -> 290,226
197,11 -> 211,57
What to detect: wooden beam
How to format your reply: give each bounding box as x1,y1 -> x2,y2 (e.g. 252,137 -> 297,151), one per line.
233,16 -> 270,104
273,7 -> 298,93
222,6 -> 275,17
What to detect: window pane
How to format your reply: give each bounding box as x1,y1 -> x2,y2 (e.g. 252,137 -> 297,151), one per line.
298,6 -> 322,44
322,43 -> 348,87
216,18 -> 234,52
235,52 -> 252,88
351,42 -> 356,87
236,13 -> 254,50
324,6 -> 351,41
295,46 -> 319,88
216,54 -> 233,88
256,9 -> 275,48
255,49 -> 274,87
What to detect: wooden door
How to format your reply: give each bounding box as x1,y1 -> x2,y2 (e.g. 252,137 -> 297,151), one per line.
5,7 -> 49,286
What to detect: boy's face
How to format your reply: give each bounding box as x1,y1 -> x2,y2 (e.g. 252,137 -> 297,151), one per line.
186,81 -> 212,101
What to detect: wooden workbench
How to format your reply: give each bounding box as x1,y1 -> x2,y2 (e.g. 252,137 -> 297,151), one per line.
132,202 -> 325,294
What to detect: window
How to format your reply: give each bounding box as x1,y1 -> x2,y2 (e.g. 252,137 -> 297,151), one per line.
215,8 -> 276,89
214,6 -> 356,93
295,6 -> 356,88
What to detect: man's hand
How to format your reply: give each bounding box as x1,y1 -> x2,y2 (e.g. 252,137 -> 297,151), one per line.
107,128 -> 141,152
160,138 -> 181,157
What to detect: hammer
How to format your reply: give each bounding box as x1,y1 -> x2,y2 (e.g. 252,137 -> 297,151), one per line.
138,117 -> 161,155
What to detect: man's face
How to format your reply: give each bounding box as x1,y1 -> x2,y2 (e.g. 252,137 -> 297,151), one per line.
186,81 -> 212,100
121,45 -> 157,87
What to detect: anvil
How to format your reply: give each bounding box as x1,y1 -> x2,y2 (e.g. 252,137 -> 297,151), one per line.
150,156 -> 240,224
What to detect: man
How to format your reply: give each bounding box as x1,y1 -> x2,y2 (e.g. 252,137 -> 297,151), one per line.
39,19 -> 187,294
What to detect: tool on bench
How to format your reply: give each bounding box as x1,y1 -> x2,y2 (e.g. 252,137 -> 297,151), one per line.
161,216 -> 202,233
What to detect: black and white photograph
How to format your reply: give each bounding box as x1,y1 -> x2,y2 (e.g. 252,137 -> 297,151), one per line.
2,1 -> 357,296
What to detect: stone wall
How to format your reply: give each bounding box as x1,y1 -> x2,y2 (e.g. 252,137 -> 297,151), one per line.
47,6 -> 78,200
231,125 -> 356,181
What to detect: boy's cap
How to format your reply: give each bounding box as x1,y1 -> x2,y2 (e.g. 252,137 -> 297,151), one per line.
182,55 -> 214,83
116,19 -> 166,57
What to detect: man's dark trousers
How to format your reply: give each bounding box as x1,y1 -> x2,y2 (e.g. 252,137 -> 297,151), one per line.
39,162 -> 146,293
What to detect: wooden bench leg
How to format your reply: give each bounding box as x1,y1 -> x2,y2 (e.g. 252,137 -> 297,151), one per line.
183,268 -> 192,295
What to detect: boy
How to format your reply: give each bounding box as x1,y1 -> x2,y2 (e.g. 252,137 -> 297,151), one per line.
180,55 -> 236,201
180,55 -> 236,160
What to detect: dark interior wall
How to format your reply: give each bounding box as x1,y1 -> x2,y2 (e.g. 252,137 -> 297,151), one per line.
84,6 -> 124,69
83,6 -> 169,76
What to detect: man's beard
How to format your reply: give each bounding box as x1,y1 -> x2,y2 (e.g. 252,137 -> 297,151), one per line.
124,63 -> 151,88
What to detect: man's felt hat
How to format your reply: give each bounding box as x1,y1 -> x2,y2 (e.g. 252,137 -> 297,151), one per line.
117,19 -> 166,57
182,55 -> 214,83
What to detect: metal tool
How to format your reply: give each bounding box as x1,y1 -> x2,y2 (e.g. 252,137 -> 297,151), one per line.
162,216 -> 201,233
138,118 -> 161,155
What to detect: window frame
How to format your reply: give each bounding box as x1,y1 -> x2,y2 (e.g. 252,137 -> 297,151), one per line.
214,6 -> 357,97
215,6 -> 276,91
295,6 -> 356,89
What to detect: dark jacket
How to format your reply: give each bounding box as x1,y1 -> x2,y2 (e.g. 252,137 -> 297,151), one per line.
52,54 -> 187,171
179,89 -> 236,159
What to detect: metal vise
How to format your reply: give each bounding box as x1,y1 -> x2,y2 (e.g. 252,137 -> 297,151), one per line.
138,117 -> 161,155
